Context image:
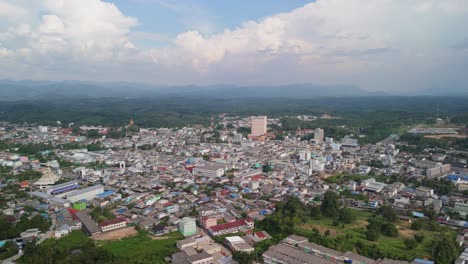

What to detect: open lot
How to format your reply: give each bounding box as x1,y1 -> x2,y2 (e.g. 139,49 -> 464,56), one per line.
296,210 -> 447,260
92,226 -> 138,241
98,231 -> 183,264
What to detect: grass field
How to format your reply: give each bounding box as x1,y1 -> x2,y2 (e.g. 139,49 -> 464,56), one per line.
98,231 -> 183,263
295,210 -> 443,260
40,230 -> 90,250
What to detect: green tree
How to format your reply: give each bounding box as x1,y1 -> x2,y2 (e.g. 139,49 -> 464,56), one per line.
414,234 -> 424,243
411,220 -> 423,230
381,223 -> 399,237
404,238 -> 417,250
379,205 -> 398,222
366,228 -> 380,241
321,191 -> 340,218
432,235 -> 460,264
338,207 -> 356,224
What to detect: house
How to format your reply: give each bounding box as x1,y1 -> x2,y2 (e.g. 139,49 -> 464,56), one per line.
55,224 -> 72,238
177,238 -> 197,251
207,218 -> 254,236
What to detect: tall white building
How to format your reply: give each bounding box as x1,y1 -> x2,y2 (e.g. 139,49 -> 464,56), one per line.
38,126 -> 48,133
314,128 -> 324,142
299,150 -> 311,161
251,116 -> 267,136
310,159 -> 325,173
179,217 -> 197,236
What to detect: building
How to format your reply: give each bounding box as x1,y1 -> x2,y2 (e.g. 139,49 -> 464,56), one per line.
251,116 -> 267,136
47,181 -> 80,196
192,166 -> 225,178
455,202 -> 468,216
226,236 -> 254,253
202,217 -> 217,228
65,185 -> 104,202
314,128 -> 324,142
75,211 -> 101,235
207,218 -> 254,237
299,150 -> 311,161
179,217 -> 197,236
177,238 -> 197,251
38,126 -> 48,133
264,235 -> 379,264
99,218 -> 127,232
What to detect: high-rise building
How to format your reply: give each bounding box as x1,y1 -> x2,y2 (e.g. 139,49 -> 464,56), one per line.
179,217 -> 197,236
299,150 -> 311,161
314,128 -> 324,142
251,116 -> 267,136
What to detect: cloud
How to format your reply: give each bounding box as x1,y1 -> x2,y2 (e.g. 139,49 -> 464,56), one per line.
0,0 -> 468,91
0,0 -> 28,19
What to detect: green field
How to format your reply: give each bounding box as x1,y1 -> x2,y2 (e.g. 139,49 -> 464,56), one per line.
99,231 -> 183,264
295,210 -> 446,260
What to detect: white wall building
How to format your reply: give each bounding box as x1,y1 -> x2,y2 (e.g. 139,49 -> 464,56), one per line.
65,185 -> 104,202
251,116 -> 267,136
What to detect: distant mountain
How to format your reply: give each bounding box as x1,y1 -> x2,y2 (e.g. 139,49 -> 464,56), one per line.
0,80 -> 389,101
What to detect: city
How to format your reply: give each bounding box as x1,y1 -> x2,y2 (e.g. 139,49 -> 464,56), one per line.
1,0 -> 468,264
0,112 -> 467,263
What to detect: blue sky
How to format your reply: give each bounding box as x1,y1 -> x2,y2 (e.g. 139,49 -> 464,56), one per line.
111,0 -> 312,47
0,0 -> 467,92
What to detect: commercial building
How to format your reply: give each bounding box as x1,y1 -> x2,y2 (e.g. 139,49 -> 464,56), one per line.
192,166 -> 225,178
75,211 -> 101,236
251,116 -> 267,136
264,235 -> 379,264
314,128 -> 324,142
99,217 -> 127,232
47,181 -> 80,196
179,217 -> 197,236
65,185 -> 104,203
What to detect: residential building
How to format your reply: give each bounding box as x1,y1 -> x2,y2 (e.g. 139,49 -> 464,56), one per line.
179,217 -> 197,236
314,128 -> 324,142
251,116 -> 267,136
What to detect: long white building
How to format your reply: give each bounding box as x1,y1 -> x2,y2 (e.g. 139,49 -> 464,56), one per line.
65,185 -> 104,202
193,166 -> 225,178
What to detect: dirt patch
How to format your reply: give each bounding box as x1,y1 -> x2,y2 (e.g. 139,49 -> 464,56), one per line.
92,227 -> 138,241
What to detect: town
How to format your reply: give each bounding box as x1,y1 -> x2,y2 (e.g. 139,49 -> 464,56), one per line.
0,114 -> 467,264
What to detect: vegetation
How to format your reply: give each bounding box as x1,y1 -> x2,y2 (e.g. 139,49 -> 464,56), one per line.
257,196 -> 457,262
99,231 -> 183,264
0,214 -> 51,240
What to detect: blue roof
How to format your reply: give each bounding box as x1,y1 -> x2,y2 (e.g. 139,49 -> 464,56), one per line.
115,208 -> 127,213
412,211 -> 425,218
97,190 -> 115,198
412,259 -> 434,264
0,240 -> 7,247
260,209 -> 270,215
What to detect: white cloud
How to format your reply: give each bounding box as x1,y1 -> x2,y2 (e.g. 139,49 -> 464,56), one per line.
0,0 -> 28,19
0,0 -> 468,91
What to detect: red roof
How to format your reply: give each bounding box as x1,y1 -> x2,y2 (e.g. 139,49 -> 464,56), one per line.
255,231 -> 266,239
99,217 -> 126,227
251,175 -> 263,181
209,219 -> 247,232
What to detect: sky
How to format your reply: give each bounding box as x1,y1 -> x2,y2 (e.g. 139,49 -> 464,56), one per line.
0,0 -> 467,93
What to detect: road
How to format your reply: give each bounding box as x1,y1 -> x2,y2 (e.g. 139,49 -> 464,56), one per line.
1,215 -> 56,264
